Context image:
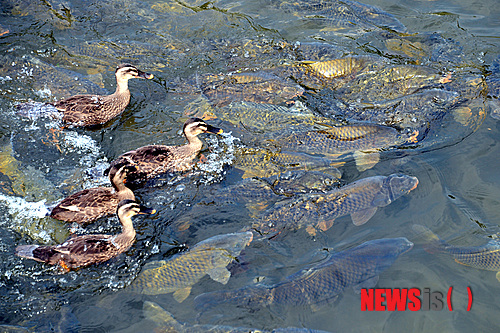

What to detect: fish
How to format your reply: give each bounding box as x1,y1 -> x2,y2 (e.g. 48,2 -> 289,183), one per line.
275,124 -> 417,172
254,174 -> 418,237
413,224 -> 500,281
347,89 -> 460,130
194,237 -> 413,311
199,71 -> 304,107
128,232 -> 253,302
233,147 -> 341,179
143,301 -> 332,333
281,0 -> 407,34
214,101 -> 340,132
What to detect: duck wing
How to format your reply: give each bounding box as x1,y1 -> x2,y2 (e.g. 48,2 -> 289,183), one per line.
53,94 -> 105,114
50,187 -> 118,224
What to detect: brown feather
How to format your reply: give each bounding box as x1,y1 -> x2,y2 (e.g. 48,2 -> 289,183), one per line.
109,118 -> 222,186
49,64 -> 152,127
50,165 -> 135,225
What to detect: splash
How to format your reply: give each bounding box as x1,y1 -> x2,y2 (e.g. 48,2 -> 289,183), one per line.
0,193 -> 68,243
193,132 -> 236,184
60,130 -> 103,167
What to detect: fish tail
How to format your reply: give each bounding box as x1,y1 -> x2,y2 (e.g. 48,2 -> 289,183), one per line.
142,301 -> 178,325
194,285 -> 270,312
16,102 -> 60,120
411,224 -> 446,254
15,245 -> 41,260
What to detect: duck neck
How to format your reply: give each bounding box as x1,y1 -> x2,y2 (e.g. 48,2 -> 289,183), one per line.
112,178 -> 133,199
115,216 -> 136,244
114,77 -> 130,96
184,133 -> 204,153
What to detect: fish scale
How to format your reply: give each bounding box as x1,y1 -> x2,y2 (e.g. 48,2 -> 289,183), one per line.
277,124 -> 402,155
129,232 -> 253,301
414,224 -> 500,280
255,174 -> 418,235
194,238 -> 413,310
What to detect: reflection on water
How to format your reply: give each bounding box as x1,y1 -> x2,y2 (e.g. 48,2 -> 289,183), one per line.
1,0 -> 500,331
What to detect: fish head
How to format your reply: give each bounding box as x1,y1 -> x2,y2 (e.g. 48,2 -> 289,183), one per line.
352,237 -> 414,273
195,231 -> 253,257
373,174 -> 418,207
251,220 -> 283,239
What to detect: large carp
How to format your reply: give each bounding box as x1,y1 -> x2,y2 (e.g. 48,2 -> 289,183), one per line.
128,232 -> 253,302
254,174 -> 418,236
194,238 -> 413,310
274,124 -> 418,171
414,224 -> 500,281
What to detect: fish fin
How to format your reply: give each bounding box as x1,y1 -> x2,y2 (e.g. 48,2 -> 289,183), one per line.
246,202 -> 269,215
173,287 -> 191,303
208,267 -> 231,285
351,207 -> 377,226
411,224 -> 445,254
353,276 -> 379,294
142,260 -> 167,270
310,303 -> 321,312
241,170 -> 257,179
305,225 -> 317,236
496,271 -> 500,282
354,151 -> 379,172
143,301 -> 177,324
317,218 -> 335,231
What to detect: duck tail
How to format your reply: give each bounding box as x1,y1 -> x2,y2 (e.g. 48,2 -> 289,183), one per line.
16,102 -> 60,120
411,224 -> 446,254
15,245 -> 39,259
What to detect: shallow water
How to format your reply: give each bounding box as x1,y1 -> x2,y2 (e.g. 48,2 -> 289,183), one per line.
1,0 -> 500,331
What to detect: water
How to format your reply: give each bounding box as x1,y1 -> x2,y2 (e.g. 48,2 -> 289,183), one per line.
0,0 -> 500,331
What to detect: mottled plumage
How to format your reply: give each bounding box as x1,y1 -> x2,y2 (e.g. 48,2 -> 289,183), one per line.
16,64 -> 153,127
53,63 -> 153,126
50,165 -> 136,225
194,238 -> 413,311
129,232 -> 253,302
108,118 -> 223,186
16,200 -> 155,271
254,174 -> 418,236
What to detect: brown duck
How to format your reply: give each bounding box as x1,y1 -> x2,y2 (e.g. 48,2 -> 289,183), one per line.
108,118 -> 223,186
16,200 -> 155,272
50,165 -> 136,225
53,63 -> 154,126
17,64 -> 154,126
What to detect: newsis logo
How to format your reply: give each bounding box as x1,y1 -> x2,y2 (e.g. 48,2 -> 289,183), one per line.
360,287 -> 473,311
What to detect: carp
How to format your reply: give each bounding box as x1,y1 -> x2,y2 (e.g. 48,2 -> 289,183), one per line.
194,238 -> 413,310
128,232 -> 253,302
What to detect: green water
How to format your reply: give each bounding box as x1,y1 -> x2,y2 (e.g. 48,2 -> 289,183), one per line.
0,0 -> 500,331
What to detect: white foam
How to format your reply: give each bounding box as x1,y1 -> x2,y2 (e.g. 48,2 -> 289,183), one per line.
0,194 -> 50,219
0,194 -> 52,243
194,132 -> 236,184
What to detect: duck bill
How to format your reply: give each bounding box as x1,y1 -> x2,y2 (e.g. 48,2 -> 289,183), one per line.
137,70 -> 154,80
138,205 -> 156,215
205,124 -> 223,134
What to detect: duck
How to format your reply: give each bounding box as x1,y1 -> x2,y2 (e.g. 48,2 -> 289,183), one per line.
15,199 -> 155,272
107,117 -> 223,186
50,164 -> 136,225
17,64 -> 154,127
54,63 -> 154,127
